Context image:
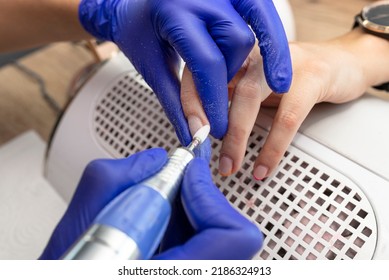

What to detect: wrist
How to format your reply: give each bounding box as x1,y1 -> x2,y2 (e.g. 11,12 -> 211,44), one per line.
50,0 -> 92,40
0,0 -> 91,52
34,0 -> 92,42
336,28 -> 389,88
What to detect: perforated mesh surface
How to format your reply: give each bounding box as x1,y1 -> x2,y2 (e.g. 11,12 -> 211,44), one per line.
93,71 -> 377,260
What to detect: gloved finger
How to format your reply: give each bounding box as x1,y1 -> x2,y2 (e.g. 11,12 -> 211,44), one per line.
206,4 -> 255,81
162,14 -> 229,139
218,46 -> 272,176
73,148 -> 168,215
130,43 -> 192,145
193,137 -> 212,163
155,158 -> 263,259
158,138 -> 211,253
100,0 -> 192,145
253,73 -> 321,180
40,148 -> 168,259
158,193 -> 195,253
232,0 -> 292,93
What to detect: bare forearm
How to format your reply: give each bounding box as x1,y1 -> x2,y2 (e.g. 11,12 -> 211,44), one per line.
0,0 -> 91,53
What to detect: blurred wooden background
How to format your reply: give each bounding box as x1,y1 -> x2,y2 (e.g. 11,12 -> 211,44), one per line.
291,0 -> 371,41
0,0 -> 372,145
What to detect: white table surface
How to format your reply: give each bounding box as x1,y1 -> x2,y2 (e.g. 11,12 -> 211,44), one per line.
0,131 -> 66,259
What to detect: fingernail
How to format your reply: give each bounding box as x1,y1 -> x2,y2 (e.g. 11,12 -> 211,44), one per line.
219,156 -> 233,177
188,115 -> 203,137
253,165 -> 268,181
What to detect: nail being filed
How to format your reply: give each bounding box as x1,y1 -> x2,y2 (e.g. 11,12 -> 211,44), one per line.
187,125 -> 210,151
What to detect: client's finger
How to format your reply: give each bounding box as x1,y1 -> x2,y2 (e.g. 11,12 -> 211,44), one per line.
219,47 -> 271,176
181,66 -> 210,136
253,72 -> 321,180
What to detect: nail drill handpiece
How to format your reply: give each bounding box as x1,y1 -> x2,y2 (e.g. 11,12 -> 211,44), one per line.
62,125 -> 210,260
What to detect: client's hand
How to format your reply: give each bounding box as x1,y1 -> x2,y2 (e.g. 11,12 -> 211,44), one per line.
181,28 -> 389,179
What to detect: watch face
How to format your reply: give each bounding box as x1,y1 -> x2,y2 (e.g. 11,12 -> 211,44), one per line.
363,2 -> 389,26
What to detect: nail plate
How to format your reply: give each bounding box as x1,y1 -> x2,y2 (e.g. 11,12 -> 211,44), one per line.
253,165 -> 268,180
219,156 -> 233,176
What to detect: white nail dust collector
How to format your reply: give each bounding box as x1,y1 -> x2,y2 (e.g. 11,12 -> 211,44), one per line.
44,52 -> 389,260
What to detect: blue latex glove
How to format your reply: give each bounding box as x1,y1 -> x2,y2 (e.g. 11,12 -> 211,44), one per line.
155,158 -> 263,259
79,0 -> 292,144
40,146 -> 262,259
40,148 -> 168,260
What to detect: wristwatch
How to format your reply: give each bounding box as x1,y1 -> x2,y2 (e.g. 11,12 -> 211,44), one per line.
353,1 -> 389,91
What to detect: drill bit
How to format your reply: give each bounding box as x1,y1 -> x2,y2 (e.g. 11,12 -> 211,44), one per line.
187,124 -> 210,151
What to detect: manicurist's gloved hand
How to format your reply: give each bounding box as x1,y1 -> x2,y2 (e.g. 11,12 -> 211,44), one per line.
40,148 -> 168,260
79,0 -> 292,144
40,145 -> 262,259
155,157 -> 263,260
